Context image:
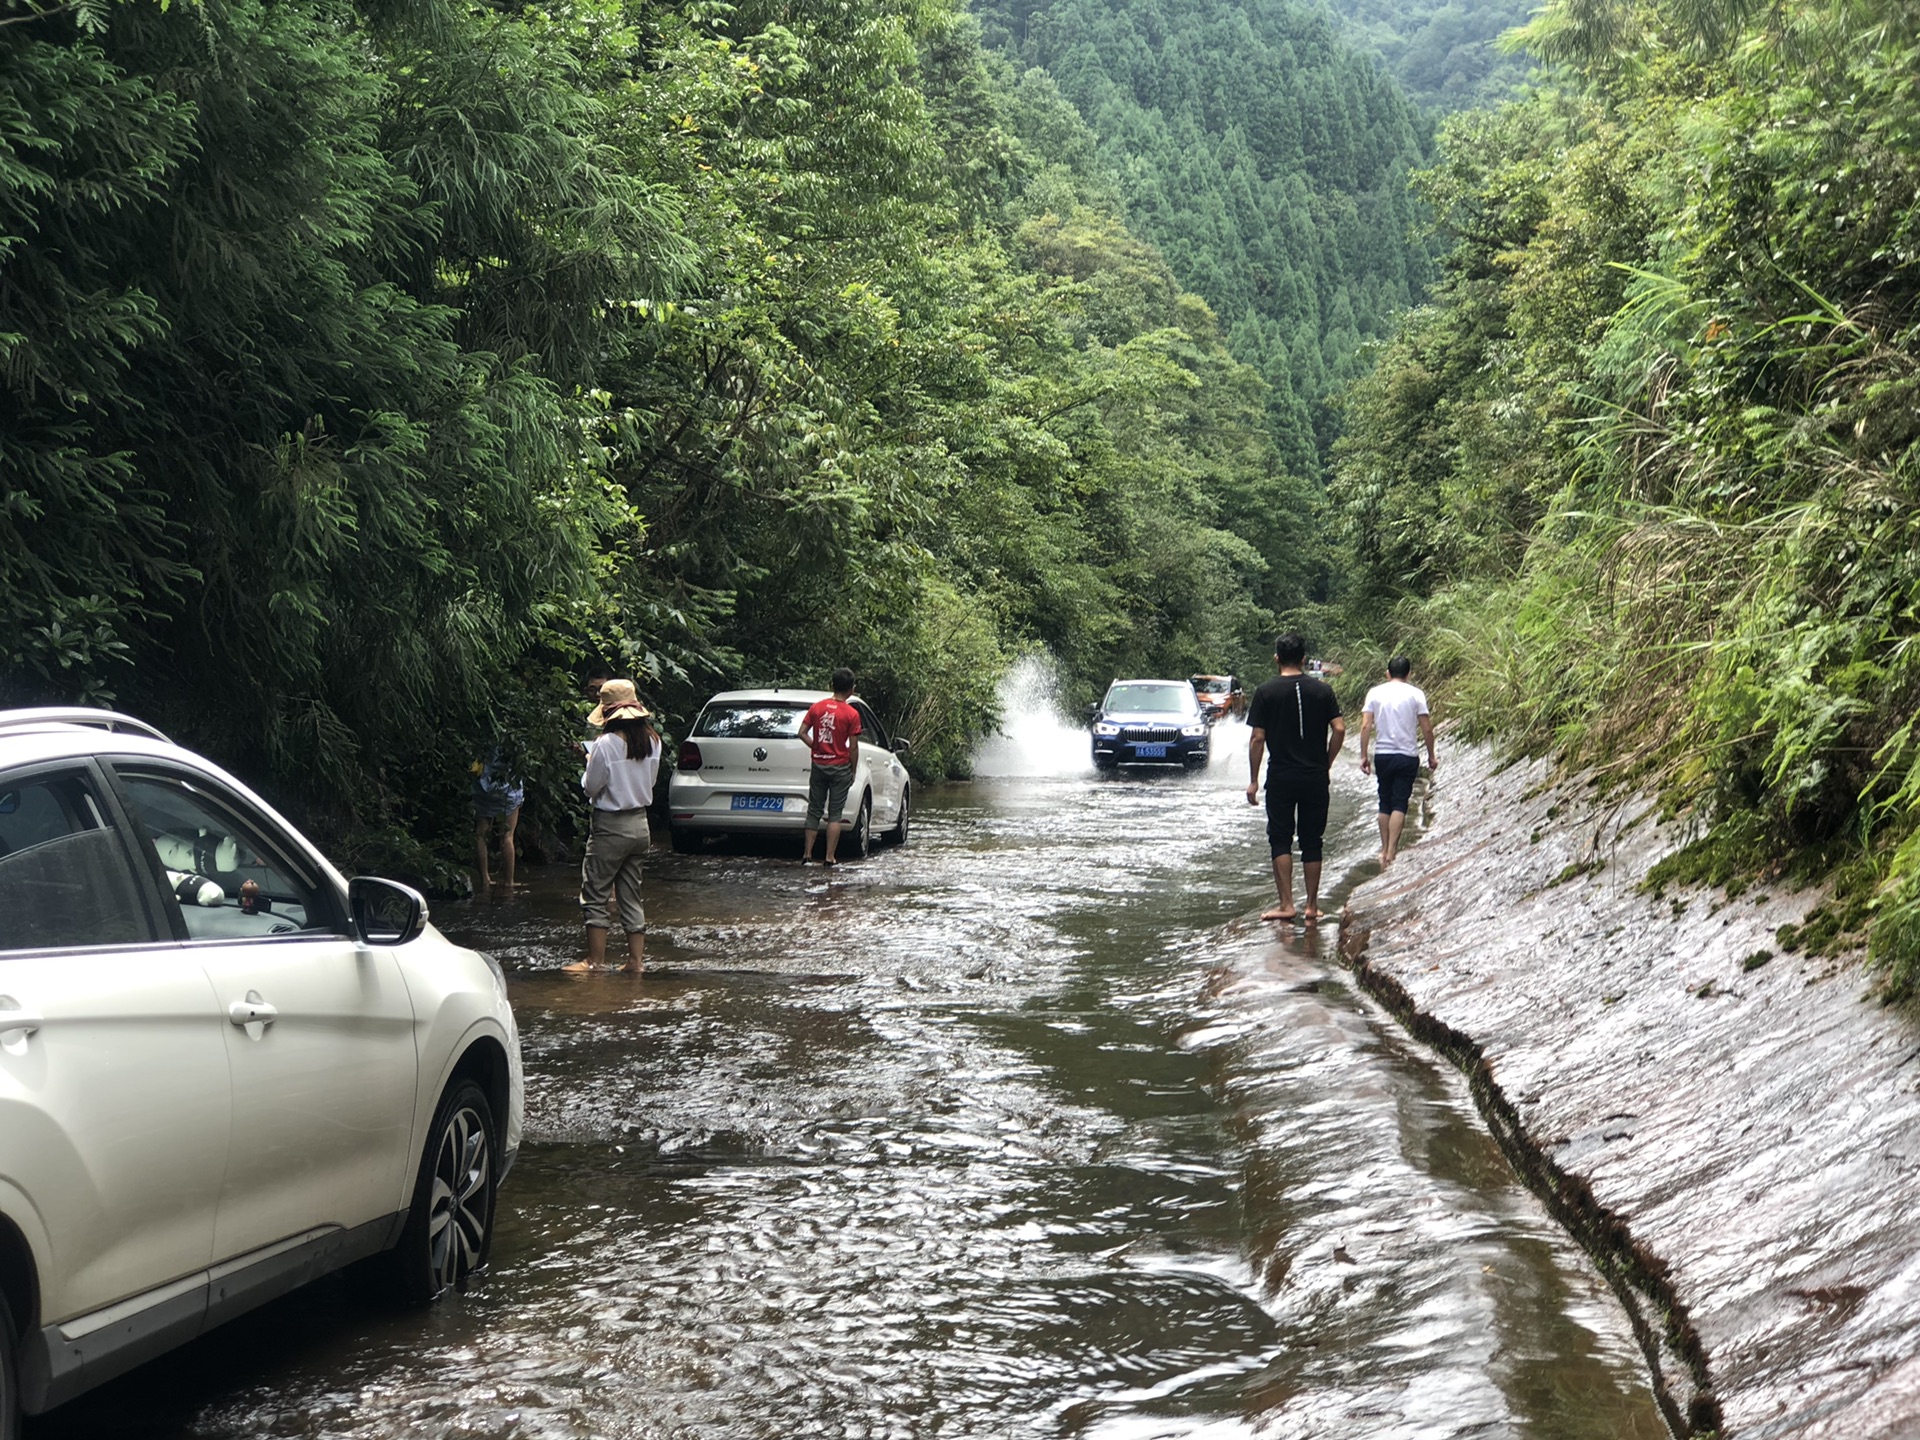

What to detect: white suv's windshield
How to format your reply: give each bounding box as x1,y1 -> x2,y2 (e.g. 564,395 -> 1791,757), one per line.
694,703 -> 810,739
1105,684 -> 1192,714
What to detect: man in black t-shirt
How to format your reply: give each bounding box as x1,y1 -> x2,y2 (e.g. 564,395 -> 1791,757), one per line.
1245,633 -> 1346,923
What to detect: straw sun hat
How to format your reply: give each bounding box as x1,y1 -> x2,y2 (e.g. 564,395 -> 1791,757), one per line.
587,678 -> 651,726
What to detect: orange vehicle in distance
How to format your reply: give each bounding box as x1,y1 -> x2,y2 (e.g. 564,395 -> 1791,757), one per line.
1189,674 -> 1245,723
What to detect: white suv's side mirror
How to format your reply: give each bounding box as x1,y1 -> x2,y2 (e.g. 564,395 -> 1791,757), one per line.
348,876 -> 429,946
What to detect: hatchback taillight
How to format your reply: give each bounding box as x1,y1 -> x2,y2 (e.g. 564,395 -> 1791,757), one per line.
678,741 -> 703,771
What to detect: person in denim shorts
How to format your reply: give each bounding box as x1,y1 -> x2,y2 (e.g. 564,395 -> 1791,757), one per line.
470,748 -> 524,891
800,667 -> 862,866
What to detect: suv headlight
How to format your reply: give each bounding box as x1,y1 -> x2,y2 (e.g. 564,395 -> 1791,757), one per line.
1181,723 -> 1208,737
1093,722 -> 1121,737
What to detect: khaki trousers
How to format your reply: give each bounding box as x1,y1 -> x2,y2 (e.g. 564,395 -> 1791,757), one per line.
580,808 -> 648,933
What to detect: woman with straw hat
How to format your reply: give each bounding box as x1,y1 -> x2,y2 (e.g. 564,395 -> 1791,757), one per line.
564,679 -> 661,974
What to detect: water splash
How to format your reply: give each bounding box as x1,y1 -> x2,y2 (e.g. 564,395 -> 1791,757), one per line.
1208,714 -> 1252,781
972,654 -> 1093,778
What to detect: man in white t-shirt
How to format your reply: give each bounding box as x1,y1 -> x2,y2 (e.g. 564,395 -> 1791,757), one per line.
1358,655 -> 1437,868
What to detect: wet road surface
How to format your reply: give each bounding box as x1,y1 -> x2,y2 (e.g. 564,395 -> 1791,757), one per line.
39,718 -> 1667,1439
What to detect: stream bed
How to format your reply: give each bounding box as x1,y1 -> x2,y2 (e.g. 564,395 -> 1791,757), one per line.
40,715 -> 1667,1439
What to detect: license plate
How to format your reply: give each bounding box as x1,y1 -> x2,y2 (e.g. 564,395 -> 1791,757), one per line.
1133,744 -> 1168,758
730,794 -> 786,811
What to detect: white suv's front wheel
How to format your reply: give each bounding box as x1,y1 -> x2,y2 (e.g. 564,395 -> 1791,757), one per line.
382,1079 -> 497,1304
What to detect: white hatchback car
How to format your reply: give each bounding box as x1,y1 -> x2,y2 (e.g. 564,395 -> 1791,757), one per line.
666,689 -> 911,856
0,709 -> 522,1432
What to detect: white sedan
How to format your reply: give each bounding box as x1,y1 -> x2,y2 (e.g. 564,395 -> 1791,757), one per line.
666,689 -> 912,857
0,708 -> 522,1431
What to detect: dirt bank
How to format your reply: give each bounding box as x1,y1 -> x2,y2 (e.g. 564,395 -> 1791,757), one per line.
1339,743 -> 1920,1439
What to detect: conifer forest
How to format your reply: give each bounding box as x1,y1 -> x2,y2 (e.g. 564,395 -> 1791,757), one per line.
7,0 -> 1920,986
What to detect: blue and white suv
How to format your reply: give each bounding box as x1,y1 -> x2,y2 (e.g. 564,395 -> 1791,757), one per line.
1089,680 -> 1211,770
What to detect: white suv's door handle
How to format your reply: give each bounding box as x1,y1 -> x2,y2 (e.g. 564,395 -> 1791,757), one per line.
0,1005 -> 43,1038
227,997 -> 278,1027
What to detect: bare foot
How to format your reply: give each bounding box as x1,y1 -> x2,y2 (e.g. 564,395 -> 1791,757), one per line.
560,959 -> 594,973
1303,907 -> 1323,924
620,962 -> 644,975
1261,906 -> 1298,921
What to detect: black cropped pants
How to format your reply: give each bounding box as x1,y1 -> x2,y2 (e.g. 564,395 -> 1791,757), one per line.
1265,769 -> 1330,862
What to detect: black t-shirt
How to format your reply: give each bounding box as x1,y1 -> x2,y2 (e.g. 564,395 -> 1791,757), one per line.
1248,674 -> 1342,774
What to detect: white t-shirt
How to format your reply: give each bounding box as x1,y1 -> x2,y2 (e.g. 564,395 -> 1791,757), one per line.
1362,679 -> 1430,758
582,729 -> 661,812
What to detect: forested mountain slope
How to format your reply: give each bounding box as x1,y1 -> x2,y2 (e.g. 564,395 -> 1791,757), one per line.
1329,0 -> 1920,990
973,0 -> 1432,475
1321,0 -> 1532,109
1,0 -> 1310,864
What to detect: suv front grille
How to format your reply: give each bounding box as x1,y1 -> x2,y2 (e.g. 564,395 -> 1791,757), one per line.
1121,727 -> 1181,743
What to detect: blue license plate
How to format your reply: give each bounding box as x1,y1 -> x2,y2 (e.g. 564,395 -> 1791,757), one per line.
730,794 -> 786,811
1133,744 -> 1168,758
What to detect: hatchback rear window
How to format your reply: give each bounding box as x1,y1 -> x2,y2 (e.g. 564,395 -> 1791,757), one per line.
693,703 -> 810,739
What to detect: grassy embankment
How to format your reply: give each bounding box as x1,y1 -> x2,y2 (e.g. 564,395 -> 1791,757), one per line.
1322,0 -> 1920,993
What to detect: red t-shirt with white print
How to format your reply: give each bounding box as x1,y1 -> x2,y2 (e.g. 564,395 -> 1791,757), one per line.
802,697 -> 862,767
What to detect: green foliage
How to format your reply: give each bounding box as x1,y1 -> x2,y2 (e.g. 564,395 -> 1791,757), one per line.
1,12 -> 194,697
973,0 -> 1433,476
1325,0 -> 1537,109
4,0 -> 630,858
1330,0 -> 1920,995
3,0 -> 1315,868
583,0 -> 1307,739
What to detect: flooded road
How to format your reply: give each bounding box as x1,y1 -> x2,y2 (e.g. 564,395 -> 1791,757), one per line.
41,710 -> 1667,1439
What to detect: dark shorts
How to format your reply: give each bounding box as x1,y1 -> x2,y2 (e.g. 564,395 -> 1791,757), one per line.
1374,753 -> 1419,814
1266,769 -> 1330,862
807,763 -> 855,826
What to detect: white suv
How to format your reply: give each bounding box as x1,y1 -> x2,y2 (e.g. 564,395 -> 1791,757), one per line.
0,709 -> 522,1432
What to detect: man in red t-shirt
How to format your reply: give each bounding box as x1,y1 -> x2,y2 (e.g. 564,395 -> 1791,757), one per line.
800,667 -> 863,865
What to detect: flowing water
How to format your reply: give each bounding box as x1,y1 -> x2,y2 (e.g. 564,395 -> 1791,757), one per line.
39,663 -> 1667,1439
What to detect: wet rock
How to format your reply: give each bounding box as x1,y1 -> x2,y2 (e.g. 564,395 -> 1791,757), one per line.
1341,743 -> 1920,1439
